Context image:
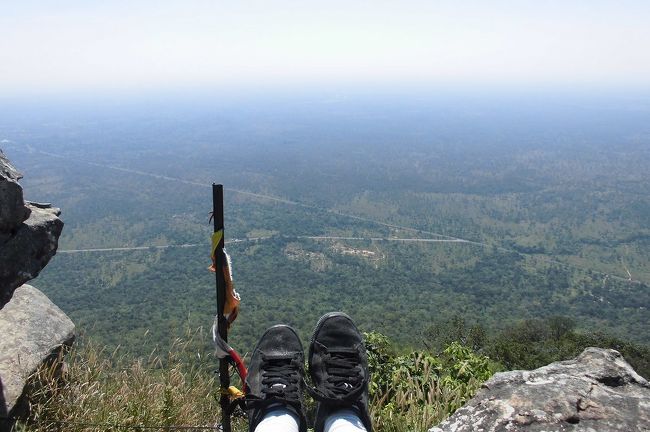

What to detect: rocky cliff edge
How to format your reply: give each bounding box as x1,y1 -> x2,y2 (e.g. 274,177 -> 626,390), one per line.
430,347 -> 650,432
0,150 -> 72,430
0,150 -> 63,309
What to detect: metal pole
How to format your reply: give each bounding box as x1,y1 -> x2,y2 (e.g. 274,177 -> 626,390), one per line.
212,184 -> 231,432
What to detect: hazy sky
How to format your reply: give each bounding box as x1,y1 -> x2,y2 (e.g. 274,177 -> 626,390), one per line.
2,0 -> 650,94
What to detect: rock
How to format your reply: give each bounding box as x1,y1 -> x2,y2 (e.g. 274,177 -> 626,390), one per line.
0,284 -> 75,420
0,151 -> 31,234
429,347 -> 650,432
0,153 -> 70,432
0,152 -> 63,308
0,205 -> 63,309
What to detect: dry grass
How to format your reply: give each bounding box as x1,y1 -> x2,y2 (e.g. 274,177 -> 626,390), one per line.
16,330 -> 247,432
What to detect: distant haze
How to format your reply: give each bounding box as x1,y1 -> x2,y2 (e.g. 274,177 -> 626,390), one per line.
1,0 -> 650,95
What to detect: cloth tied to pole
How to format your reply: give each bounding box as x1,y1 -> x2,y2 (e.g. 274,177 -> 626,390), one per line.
209,230 -> 241,324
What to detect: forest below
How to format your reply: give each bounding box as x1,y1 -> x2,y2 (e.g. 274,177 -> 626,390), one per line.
2,91 -> 648,365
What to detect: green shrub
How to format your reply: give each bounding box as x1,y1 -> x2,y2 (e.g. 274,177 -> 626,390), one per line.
365,332 -> 497,432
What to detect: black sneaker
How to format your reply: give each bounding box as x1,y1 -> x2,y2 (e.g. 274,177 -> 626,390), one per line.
245,325 -> 307,432
308,312 -> 372,432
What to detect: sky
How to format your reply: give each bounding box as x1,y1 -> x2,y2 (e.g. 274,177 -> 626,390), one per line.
2,0 -> 650,95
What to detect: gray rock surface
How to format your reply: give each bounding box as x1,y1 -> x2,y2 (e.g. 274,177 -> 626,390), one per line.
0,151 -> 31,234
0,151 -> 63,309
430,347 -> 650,432
0,284 -> 75,418
0,204 -> 63,309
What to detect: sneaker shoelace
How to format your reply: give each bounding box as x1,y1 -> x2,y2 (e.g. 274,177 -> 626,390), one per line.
310,348 -> 365,403
246,354 -> 302,411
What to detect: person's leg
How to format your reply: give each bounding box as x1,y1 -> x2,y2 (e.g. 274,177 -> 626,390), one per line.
245,325 -> 307,432
254,408 -> 300,432
323,409 -> 368,432
309,312 -> 372,432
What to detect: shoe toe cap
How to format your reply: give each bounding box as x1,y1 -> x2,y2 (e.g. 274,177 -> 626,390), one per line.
313,313 -> 363,349
257,324 -> 304,357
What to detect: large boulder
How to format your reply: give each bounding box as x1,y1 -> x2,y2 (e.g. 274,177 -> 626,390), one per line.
0,204 -> 63,309
0,152 -> 31,235
430,347 -> 650,432
0,284 -> 75,421
0,150 -> 63,308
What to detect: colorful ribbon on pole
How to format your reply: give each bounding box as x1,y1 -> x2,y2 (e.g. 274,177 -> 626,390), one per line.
209,232 -> 247,392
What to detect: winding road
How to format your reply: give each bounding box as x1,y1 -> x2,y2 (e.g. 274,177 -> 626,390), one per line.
57,236 -> 477,254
